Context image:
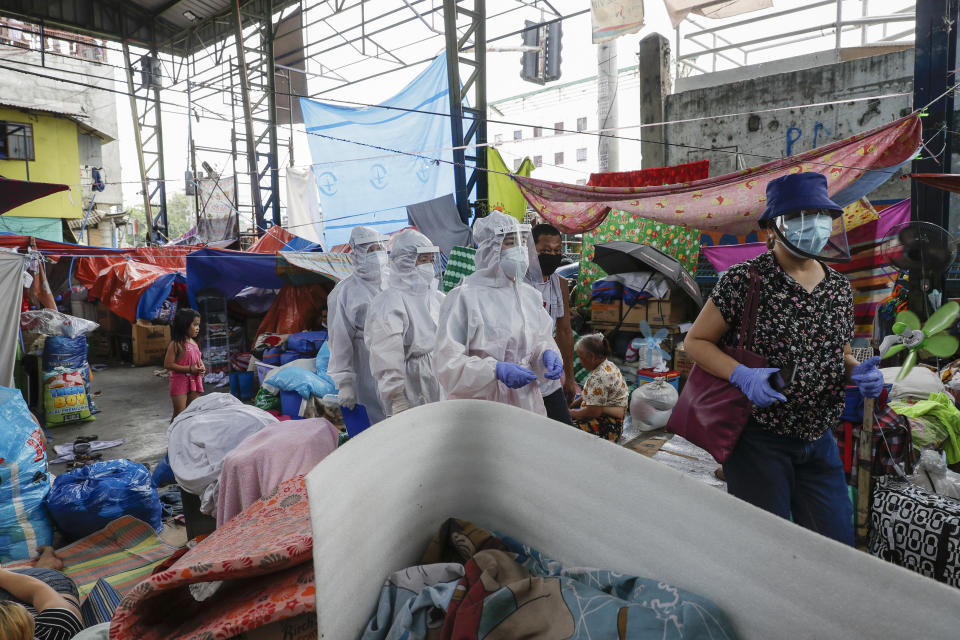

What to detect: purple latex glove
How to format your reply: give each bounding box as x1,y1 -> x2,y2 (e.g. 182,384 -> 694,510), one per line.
543,350 -> 563,380
851,356 -> 884,399
729,364 -> 787,407
496,362 -> 537,389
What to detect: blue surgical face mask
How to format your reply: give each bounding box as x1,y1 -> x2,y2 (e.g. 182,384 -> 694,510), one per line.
783,213 -> 834,255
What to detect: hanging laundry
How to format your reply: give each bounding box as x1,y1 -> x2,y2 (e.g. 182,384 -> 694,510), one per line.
406,194 -> 473,256
516,115 -> 921,235
486,147 -> 535,221
285,166 -> 326,249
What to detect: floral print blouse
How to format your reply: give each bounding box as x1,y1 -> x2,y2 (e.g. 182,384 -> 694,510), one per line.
583,359 -> 630,408
710,251 -> 853,441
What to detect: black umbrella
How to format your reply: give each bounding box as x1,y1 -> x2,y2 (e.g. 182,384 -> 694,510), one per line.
592,240 -> 703,307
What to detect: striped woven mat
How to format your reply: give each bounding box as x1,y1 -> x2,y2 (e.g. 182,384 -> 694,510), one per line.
5,516 -> 178,598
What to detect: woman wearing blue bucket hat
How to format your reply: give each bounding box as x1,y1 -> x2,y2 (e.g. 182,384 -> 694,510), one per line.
684,172 -> 884,545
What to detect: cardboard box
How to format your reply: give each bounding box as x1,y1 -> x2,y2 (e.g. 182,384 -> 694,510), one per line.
646,291 -> 694,325
132,320 -> 170,366
96,303 -> 132,335
673,341 -> 695,379
591,301 -> 621,324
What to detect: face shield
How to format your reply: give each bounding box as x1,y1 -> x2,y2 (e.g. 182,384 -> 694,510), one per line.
769,208 -> 850,263
415,246 -> 441,289
498,224 -> 531,281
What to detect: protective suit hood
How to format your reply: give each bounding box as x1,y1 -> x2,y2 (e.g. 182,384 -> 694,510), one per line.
349,225 -> 389,282
472,212 -> 536,286
388,229 -> 439,293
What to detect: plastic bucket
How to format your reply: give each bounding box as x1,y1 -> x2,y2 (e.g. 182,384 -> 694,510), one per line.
281,390 -> 304,419
229,371 -> 256,400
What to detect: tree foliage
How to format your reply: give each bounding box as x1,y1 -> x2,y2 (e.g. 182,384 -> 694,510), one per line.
128,191 -> 197,244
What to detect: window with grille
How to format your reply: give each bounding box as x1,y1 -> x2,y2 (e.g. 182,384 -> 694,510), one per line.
554,152 -> 564,165
577,117 -> 587,131
513,158 -> 522,171
533,127 -> 542,138
576,147 -> 587,162
0,122 -> 34,160
554,121 -> 563,135
513,129 -> 522,140
533,155 -> 542,167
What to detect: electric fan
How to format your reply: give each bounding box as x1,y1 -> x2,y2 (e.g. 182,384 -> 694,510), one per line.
878,221 -> 959,380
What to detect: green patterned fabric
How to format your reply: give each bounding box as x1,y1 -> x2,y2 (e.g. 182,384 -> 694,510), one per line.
574,211 -> 701,308
442,245 -> 477,293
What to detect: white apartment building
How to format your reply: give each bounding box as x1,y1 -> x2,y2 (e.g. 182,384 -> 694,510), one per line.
487,65 -> 644,185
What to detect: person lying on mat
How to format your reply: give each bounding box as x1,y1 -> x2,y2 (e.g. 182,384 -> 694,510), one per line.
569,333 -> 629,442
0,567 -> 83,640
683,172 -> 884,546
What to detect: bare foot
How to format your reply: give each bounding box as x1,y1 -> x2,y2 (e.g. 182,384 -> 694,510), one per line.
33,546 -> 64,570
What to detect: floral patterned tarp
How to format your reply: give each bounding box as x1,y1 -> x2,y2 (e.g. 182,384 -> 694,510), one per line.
516,115 -> 921,235
109,476 -> 315,640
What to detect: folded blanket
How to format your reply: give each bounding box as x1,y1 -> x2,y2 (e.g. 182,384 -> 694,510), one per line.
364,518 -> 737,640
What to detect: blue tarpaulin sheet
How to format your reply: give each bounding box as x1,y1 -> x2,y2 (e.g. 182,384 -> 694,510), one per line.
186,249 -> 285,307
136,272 -> 186,322
300,55 -> 455,248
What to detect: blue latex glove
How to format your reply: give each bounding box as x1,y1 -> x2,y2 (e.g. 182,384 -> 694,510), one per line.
496,362 -> 538,389
729,364 -> 788,407
851,356 -> 884,399
543,350 -> 563,380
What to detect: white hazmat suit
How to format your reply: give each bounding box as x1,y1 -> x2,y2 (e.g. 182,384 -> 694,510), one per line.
364,229 -> 445,416
327,226 -> 388,424
435,211 -> 560,416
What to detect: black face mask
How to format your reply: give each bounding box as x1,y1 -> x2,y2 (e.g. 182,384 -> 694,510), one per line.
538,253 -> 563,276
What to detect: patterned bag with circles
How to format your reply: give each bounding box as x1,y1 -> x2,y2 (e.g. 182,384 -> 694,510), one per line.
869,477 -> 960,588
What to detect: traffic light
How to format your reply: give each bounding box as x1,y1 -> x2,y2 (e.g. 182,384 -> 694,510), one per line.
520,19 -> 562,85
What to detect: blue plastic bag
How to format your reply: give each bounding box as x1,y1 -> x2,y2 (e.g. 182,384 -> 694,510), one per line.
43,335 -> 88,371
591,279 -> 622,302
0,387 -> 53,562
287,330 -> 327,355
47,459 -> 163,539
151,454 -> 176,487
315,342 -> 332,375
268,366 -> 336,400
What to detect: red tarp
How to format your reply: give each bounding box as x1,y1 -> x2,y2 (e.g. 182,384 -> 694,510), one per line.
249,226 -> 299,253
73,247 -> 192,323
256,283 -> 331,336
0,176 -> 70,214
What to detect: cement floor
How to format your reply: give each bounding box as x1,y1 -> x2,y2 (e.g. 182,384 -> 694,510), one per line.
46,363 -> 192,547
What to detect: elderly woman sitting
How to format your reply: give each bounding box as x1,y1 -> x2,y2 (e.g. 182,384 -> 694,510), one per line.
569,333 -> 629,441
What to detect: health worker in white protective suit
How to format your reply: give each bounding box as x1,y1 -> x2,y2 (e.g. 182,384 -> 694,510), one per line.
435,211 -> 564,415
364,229 -> 445,417
327,225 -> 388,424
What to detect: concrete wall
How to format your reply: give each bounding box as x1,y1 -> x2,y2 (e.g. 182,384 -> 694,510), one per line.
662,49 -> 915,204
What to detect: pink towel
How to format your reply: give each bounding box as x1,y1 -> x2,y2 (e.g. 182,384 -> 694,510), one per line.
216,417 -> 339,527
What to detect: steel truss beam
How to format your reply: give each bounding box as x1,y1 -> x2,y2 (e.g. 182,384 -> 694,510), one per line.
443,0 -> 487,223
123,41 -> 168,243
233,0 -> 280,231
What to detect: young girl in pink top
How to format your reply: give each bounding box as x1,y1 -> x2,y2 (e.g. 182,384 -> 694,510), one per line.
164,308 -> 205,419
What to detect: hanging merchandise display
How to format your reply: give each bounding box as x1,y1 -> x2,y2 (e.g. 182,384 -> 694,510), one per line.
516,115 -> 921,235
486,148 -> 535,222
300,55 -> 455,247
